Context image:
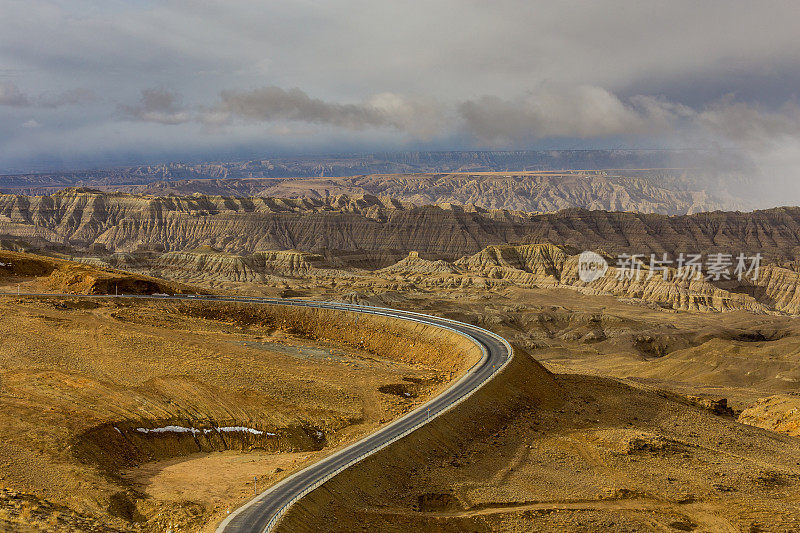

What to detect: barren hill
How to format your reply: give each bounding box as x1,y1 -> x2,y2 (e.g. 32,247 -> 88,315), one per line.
138,172 -> 736,215
521,207 -> 800,259
0,190 -> 533,264
0,190 -> 798,267
0,249 -> 196,295
0,149 -> 702,193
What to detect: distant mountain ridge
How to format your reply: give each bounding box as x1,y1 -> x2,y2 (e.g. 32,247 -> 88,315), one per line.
136,172 -> 737,215
0,190 -> 797,266
0,148 -> 721,190
5,189 -> 800,313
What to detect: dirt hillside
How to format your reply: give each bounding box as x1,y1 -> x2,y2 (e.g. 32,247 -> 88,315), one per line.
278,349 -> 800,532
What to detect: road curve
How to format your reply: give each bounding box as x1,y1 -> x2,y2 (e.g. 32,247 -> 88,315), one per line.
7,293 -> 512,533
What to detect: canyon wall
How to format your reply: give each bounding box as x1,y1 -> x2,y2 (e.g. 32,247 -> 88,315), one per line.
2,191 -> 800,265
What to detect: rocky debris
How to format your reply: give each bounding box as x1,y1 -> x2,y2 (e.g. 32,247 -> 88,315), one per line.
0,488 -> 125,532
739,395 -> 800,436
415,492 -> 463,512
378,383 -> 419,399
0,249 -> 194,295
379,251 -> 461,275
684,396 -> 735,417
590,429 -> 688,456
336,291 -> 409,306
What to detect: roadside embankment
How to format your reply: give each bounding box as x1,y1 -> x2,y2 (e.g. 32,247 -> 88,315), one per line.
175,301 -> 484,375
64,300 -> 484,521
275,347 -> 561,532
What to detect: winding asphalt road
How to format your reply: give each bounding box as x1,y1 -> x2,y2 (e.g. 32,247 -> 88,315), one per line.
9,293 -> 512,533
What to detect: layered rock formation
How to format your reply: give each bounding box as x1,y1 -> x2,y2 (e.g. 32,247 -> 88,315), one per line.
521,207 -> 800,261
0,190 -> 533,263
389,244 -> 767,313
138,172 -> 734,215
5,190 -> 800,313
0,190 -> 796,265
149,248 -> 325,282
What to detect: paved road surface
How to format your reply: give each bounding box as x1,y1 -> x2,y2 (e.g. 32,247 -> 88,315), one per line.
9,293 -> 512,533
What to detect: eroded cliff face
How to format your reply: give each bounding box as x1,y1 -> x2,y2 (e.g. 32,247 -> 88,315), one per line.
522,207 -> 800,262
7,190 -> 800,313
90,243 -> 800,315
401,244 -> 767,313
0,190 -> 531,261
138,172 -> 736,215
3,190 -> 800,265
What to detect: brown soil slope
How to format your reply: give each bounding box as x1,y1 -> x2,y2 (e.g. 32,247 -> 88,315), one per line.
0,280 -> 480,531
277,350 -> 800,532
0,249 -> 196,294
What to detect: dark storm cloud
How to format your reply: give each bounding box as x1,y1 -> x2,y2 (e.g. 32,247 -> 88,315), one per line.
0,81 -> 95,109
210,86 -> 388,128
203,87 -> 445,137
119,88 -> 191,125
2,0 -> 800,187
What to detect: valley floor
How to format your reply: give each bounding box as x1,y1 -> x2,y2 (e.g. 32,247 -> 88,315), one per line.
3,251 -> 800,531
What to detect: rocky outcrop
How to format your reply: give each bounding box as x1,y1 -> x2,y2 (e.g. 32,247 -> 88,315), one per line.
739,395 -> 800,437
456,242 -> 568,280
378,251 -> 461,275
380,245 -> 773,313
135,172 -> 734,215
521,207 -> 800,263
2,191 -> 799,266
0,190 -> 534,263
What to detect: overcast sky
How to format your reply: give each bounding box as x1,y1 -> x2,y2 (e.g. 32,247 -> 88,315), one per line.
2,0 -> 800,174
